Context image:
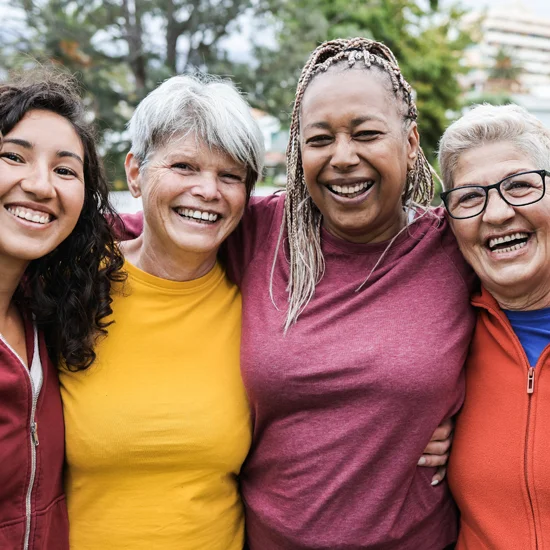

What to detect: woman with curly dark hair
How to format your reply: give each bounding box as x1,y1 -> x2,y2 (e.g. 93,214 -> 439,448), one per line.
0,70 -> 124,549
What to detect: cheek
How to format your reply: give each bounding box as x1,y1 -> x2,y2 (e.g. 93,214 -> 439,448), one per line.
301,150 -> 324,185
226,186 -> 247,220
64,184 -> 86,222
141,169 -> 176,205
452,222 -> 482,262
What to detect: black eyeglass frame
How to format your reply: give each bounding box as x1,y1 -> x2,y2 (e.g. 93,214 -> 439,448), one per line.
440,169 -> 550,220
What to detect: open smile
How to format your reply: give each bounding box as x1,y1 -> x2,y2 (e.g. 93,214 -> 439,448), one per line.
486,232 -> 532,254
327,180 -> 375,199
174,207 -> 221,224
6,205 -> 54,225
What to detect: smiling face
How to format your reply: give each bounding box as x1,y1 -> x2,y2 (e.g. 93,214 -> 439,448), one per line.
450,141 -> 550,307
299,68 -> 419,244
126,134 -> 247,266
0,110 -> 86,271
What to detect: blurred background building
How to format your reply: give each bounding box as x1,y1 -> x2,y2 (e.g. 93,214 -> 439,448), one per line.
461,3 -> 550,126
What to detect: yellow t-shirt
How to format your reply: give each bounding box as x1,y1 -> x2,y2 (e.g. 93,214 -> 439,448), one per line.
60,260 -> 251,550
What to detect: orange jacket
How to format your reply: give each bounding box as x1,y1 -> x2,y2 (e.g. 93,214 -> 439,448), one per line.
449,286 -> 550,550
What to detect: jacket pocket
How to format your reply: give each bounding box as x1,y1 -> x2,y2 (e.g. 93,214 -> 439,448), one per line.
30,494 -> 69,550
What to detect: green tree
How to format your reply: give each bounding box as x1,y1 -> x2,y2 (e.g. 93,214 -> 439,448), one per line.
232,0 -> 474,163
1,0 -> 272,185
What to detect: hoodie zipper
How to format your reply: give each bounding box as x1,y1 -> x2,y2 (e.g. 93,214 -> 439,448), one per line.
524,366 -> 538,550
0,330 -> 42,550
474,301 -> 540,549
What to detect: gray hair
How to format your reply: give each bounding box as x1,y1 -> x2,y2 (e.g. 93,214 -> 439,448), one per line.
127,73 -> 265,198
439,103 -> 550,190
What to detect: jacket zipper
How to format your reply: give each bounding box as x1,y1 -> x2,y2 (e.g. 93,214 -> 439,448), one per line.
525,367 -> 538,550
0,332 -> 42,550
473,300 -> 541,550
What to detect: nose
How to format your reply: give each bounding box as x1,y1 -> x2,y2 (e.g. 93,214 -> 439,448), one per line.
190,172 -> 221,201
482,188 -> 515,225
20,163 -> 56,200
330,135 -> 360,171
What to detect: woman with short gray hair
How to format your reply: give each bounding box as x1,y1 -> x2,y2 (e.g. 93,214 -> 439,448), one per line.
60,73 -> 264,550
439,103 -> 550,548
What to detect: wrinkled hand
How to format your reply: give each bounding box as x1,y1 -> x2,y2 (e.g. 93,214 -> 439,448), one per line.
418,417 -> 453,486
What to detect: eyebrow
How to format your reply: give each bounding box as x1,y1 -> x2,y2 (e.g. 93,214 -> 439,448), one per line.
58,150 -> 84,165
456,168 -> 534,187
303,115 -> 386,132
2,138 -> 84,165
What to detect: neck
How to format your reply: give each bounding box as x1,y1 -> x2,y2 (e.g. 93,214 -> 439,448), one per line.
0,258 -> 28,327
121,231 -> 218,282
324,208 -> 407,244
491,285 -> 550,312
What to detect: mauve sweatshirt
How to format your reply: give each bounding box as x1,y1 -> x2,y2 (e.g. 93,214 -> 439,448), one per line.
225,194 -> 476,550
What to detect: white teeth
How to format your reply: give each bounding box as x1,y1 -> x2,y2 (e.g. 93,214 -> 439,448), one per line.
328,181 -> 371,196
494,241 -> 527,254
176,207 -> 219,223
488,232 -> 529,250
6,206 -> 52,225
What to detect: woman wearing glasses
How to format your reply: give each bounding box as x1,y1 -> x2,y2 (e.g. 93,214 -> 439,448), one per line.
439,103 -> 550,549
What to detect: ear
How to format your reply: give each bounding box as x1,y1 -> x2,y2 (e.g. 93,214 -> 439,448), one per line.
125,153 -> 143,198
405,122 -> 420,171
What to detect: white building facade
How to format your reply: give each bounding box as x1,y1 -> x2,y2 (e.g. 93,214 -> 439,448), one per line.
464,4 -> 550,98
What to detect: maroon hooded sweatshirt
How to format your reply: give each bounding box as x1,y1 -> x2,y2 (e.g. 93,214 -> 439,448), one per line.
0,316 -> 69,549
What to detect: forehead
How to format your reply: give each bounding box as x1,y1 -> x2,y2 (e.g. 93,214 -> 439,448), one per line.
300,68 -> 400,125
453,141 -> 536,187
5,109 -> 83,155
151,133 -> 246,171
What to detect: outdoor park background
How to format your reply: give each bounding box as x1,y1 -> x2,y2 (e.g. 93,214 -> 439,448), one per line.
2,0 -> 550,211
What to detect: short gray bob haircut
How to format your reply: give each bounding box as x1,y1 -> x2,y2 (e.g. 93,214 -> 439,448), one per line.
439,103 -> 550,190
127,73 -> 265,199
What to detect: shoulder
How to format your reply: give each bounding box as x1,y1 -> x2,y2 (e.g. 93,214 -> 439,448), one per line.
411,207 -> 477,292
223,192 -> 285,284
244,192 -> 285,227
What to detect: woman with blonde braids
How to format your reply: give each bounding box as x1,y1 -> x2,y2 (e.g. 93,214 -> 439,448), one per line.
224,37 -> 476,549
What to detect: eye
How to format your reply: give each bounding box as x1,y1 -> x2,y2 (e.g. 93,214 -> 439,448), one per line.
456,191 -> 484,205
507,180 -> 532,189
221,172 -> 244,183
354,130 -> 381,140
54,166 -> 78,178
171,162 -> 193,171
305,134 -> 333,146
0,151 -> 25,163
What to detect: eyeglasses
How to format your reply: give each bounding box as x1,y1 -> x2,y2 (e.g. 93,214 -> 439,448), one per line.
440,169 -> 550,220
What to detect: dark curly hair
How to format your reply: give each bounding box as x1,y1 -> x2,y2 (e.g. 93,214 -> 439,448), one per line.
0,69 -> 125,370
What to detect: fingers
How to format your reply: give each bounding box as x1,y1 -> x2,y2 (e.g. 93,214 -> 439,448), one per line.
431,466 -> 447,486
419,417 -> 454,488
418,452 -> 449,468
429,417 -> 453,442
423,435 -> 452,456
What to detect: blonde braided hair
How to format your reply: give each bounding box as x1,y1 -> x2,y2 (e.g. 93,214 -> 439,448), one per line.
275,37 -> 436,332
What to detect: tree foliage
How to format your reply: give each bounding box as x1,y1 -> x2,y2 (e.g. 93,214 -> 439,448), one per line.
234,0 -> 473,163
0,0 -> 473,184
1,0 -> 271,185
